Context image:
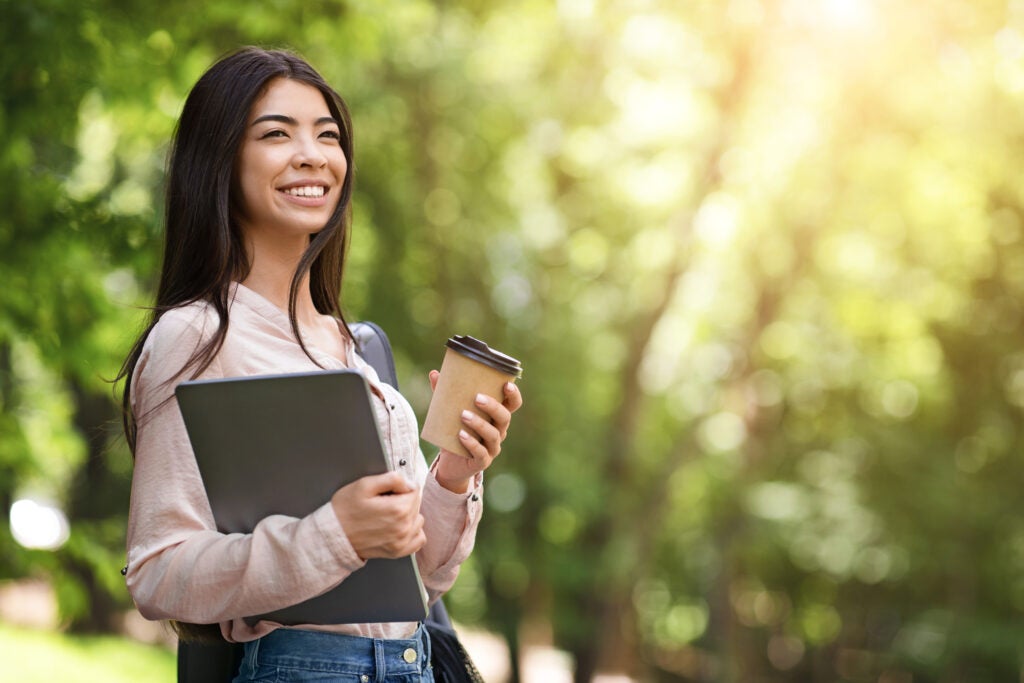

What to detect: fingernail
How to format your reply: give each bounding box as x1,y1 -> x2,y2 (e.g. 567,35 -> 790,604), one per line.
459,429 -> 470,440
462,410 -> 474,422
475,393 -> 487,405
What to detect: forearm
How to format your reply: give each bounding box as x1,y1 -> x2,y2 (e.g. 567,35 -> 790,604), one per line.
415,462 -> 484,601
127,497 -> 366,624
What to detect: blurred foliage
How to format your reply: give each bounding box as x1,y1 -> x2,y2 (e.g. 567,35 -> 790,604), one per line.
3,0 -> 1024,680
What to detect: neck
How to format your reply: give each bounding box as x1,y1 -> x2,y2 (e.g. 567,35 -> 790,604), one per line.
240,235 -> 321,326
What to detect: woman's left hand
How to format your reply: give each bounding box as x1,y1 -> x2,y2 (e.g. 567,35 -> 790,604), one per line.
430,371 -> 523,494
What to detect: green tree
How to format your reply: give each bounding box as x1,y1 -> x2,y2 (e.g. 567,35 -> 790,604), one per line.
4,1 -> 1024,681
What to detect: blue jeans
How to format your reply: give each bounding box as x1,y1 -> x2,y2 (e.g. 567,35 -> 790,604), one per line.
233,624 -> 434,682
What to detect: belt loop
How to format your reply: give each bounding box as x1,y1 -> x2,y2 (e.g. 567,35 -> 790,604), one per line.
374,638 -> 386,681
421,622 -> 432,669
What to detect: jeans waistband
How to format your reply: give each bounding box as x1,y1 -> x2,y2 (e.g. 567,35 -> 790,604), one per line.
246,624 -> 431,678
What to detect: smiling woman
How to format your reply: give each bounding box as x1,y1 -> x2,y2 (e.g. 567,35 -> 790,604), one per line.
115,46 -> 522,683
232,76 -> 355,359
234,79 -> 348,244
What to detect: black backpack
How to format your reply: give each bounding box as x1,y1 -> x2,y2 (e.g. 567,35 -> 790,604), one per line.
176,321 -> 481,682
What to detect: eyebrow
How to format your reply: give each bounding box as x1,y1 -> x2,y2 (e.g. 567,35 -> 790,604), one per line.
250,114 -> 339,127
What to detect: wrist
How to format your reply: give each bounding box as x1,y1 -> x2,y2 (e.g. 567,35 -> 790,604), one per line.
434,452 -> 473,494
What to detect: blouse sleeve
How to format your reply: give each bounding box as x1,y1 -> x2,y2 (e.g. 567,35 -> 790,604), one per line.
124,310 -> 366,623
415,462 -> 484,605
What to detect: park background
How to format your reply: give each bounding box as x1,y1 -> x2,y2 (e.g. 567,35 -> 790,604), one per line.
2,0 -> 1024,681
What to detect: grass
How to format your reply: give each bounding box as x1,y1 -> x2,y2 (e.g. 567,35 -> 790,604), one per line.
1,621 -> 176,682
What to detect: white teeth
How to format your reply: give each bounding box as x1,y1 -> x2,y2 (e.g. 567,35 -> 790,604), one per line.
283,186 -> 325,198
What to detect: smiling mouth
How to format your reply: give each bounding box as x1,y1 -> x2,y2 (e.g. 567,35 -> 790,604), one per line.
281,185 -> 327,198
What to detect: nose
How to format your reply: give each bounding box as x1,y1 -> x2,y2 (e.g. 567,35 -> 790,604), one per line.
292,134 -> 328,168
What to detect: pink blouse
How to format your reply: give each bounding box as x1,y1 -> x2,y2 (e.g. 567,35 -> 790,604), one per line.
125,283 -> 482,642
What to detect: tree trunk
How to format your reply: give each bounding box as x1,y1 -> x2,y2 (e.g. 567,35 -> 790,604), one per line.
0,341 -> 18,517
569,597 -> 603,683
64,378 -> 124,633
502,614 -> 522,683
575,21 -> 760,679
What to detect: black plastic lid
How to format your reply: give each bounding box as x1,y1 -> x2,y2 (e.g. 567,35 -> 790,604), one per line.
446,335 -> 522,377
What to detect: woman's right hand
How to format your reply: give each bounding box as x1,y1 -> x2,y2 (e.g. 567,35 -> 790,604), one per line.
330,471 -> 425,561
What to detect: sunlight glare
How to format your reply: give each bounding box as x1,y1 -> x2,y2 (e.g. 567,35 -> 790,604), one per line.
621,153 -> 692,208
10,498 -> 70,551
620,14 -> 686,63
694,192 -> 741,250
784,0 -> 876,32
699,412 -> 748,452
609,72 -> 704,146
821,0 -> 874,30
557,0 -> 594,24
995,27 -> 1024,94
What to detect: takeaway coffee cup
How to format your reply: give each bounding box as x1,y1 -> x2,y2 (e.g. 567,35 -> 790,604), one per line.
421,335 -> 523,457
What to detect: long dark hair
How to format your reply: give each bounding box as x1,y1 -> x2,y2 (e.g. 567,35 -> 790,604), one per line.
117,47 -> 355,642
119,46 -> 355,451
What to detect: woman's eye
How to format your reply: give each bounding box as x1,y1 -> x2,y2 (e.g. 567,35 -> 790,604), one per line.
260,130 -> 287,139
320,130 -> 341,140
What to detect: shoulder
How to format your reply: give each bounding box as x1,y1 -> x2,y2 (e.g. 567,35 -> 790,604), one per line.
135,300 -> 222,393
147,301 -> 219,352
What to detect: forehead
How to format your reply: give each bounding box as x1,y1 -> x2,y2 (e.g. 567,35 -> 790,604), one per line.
248,77 -> 333,121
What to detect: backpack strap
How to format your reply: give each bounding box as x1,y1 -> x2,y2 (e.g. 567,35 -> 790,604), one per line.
349,321 -> 399,389
350,321 -> 454,633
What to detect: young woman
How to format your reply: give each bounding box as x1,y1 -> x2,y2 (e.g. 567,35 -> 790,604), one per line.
119,47 -> 521,682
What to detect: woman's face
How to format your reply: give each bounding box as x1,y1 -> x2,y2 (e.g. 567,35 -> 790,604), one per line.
234,77 -> 348,242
